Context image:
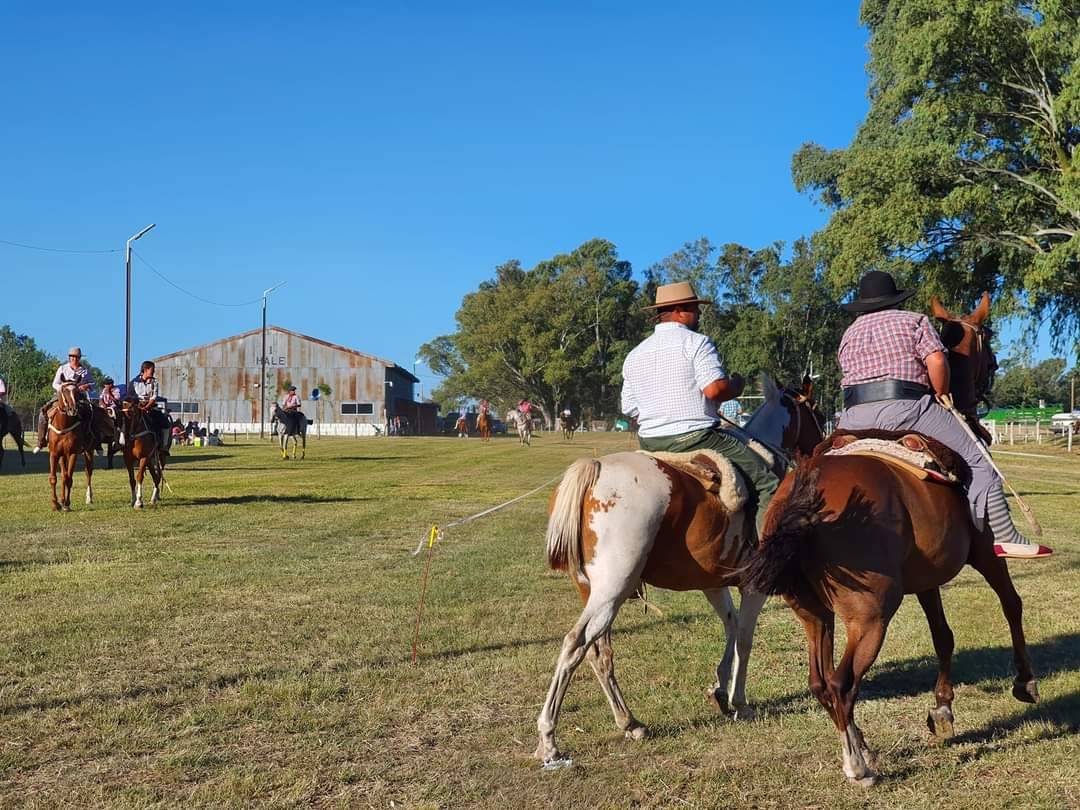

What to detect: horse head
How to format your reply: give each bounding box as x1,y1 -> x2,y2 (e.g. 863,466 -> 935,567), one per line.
931,291 -> 998,418
58,382 -> 80,416
745,374 -> 825,461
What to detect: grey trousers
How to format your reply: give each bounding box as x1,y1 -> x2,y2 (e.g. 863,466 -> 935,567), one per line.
638,427 -> 779,535
838,395 -> 993,529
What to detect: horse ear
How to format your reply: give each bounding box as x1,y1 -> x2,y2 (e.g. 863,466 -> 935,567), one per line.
972,291 -> 991,325
930,295 -> 954,321
801,374 -> 814,400
760,374 -> 778,402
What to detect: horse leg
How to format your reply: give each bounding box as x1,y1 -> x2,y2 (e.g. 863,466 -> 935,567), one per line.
49,449 -> 61,511
829,586 -> 901,787
536,593 -> 627,766
134,457 -> 147,509
150,461 -> 161,505
586,627 -> 647,741
785,585 -> 838,721
916,588 -> 956,739
725,587 -> 766,719
126,455 -> 138,508
967,537 -> 1038,703
62,451 -> 76,511
300,431 -> 306,459
84,450 -> 94,505
703,587 -> 738,716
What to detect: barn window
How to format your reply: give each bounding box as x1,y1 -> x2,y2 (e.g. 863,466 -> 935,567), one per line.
341,402 -> 374,415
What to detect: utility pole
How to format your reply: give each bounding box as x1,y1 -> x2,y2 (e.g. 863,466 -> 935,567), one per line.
259,282 -> 286,439
124,224 -> 156,386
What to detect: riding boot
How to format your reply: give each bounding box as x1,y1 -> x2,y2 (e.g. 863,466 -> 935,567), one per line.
986,484 -> 1052,558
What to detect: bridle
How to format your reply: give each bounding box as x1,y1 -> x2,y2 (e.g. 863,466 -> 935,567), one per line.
781,390 -> 824,458
942,318 -> 997,415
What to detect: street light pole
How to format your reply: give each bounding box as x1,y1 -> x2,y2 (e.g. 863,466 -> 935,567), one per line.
124,223 -> 156,387
413,357 -> 423,402
260,281 -> 286,439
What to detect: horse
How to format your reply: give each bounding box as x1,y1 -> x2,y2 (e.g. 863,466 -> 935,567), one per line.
273,403 -> 307,460
535,376 -> 825,767
120,399 -> 166,509
508,408 -> 532,446
0,404 -> 27,470
477,411 -> 491,441
46,382 -> 96,511
455,415 -> 469,439
561,414 -> 578,440
744,293 -> 1037,786
91,402 -> 119,467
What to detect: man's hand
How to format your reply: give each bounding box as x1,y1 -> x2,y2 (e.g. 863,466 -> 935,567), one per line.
702,373 -> 745,403
78,383 -> 91,392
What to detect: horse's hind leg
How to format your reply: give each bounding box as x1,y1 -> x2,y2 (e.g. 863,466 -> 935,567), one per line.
968,538 -> 1038,703
703,587 -> 738,715
916,588 -> 956,739
48,451 -> 61,511
536,593 -> 626,766
586,629 -> 647,740
726,587 -> 766,719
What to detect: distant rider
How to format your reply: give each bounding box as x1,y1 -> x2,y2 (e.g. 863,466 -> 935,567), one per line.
282,385 -> 302,434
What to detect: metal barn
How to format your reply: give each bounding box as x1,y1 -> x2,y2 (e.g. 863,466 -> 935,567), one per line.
150,326 -> 418,435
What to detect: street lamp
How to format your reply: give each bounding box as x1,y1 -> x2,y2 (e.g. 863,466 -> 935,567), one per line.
413,357 -> 423,401
125,223 -> 156,386
260,281 -> 287,439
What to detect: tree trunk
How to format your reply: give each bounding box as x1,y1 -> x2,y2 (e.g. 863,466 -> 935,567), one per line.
537,401 -> 554,431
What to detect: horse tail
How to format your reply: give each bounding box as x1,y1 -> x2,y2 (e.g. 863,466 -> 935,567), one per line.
744,463 -> 824,596
546,457 -> 601,576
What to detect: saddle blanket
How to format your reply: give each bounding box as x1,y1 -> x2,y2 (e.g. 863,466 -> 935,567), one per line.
817,430 -> 964,484
638,449 -> 749,512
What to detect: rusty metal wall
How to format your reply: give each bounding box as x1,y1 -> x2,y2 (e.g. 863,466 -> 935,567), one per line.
152,327 -> 391,424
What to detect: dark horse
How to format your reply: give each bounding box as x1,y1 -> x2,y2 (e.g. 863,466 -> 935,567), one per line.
0,404 -> 27,470
561,414 -> 578,440
746,293 -> 1037,786
273,403 -> 307,460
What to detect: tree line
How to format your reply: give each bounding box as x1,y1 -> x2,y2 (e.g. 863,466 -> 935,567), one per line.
0,326 -> 106,420
424,2 -> 1080,425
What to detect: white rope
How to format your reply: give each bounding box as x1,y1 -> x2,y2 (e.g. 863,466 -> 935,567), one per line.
411,472 -> 562,556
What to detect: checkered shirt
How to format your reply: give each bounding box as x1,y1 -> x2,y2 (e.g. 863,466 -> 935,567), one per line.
839,310 -> 945,388
621,322 -> 726,438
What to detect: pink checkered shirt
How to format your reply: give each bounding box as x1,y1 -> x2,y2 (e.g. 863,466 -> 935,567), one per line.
838,310 -> 944,388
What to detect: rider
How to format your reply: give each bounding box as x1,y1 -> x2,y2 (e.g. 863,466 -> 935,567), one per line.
836,271 -> 1052,559
35,347 -> 96,452
99,377 -> 120,411
621,281 -> 779,536
129,360 -> 172,456
282,385 -> 302,434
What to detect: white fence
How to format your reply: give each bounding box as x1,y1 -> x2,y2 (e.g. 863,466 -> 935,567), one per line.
980,419 -> 1076,452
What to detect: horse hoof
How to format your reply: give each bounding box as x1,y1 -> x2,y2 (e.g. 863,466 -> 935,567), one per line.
540,756 -> 574,771
52,503 -> 61,512
706,688 -> 731,715
624,722 -> 648,741
927,706 -> 954,740
849,771 -> 879,788
1012,679 -> 1039,704
133,503 -> 142,510
61,504 -> 71,513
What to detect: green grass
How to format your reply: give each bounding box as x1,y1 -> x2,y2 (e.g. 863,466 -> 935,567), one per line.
1,433 -> 1078,808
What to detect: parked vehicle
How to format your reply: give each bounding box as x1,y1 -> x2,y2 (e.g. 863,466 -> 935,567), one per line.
1050,412 -> 1080,434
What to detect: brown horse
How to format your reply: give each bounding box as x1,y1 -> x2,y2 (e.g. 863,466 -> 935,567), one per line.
477,411 -> 491,441
46,383 -> 96,511
745,294 -> 1036,786
535,377 -> 824,767
120,400 -> 165,509
0,405 -> 27,470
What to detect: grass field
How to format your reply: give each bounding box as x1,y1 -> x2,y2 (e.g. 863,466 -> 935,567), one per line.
1,432 -> 1078,809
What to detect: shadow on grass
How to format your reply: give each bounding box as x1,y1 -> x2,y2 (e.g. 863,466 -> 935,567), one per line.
174,494 -> 370,506
329,456 -> 421,462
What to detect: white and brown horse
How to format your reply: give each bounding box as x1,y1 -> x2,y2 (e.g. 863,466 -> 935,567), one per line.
46,383 -> 96,511
535,376 -> 824,766
508,408 -> 532,446
120,400 -> 165,509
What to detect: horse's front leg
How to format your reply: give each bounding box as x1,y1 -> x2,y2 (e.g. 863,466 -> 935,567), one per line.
48,449 -> 61,511
134,457 -> 147,509
84,450 -> 94,505
62,451 -> 76,511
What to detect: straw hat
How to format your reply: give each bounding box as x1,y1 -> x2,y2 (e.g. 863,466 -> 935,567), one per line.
642,281 -> 712,310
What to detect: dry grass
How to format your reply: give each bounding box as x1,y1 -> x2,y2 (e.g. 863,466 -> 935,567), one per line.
1,432 -> 1078,809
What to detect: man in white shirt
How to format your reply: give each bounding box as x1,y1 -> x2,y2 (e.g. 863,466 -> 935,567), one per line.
622,282 -> 778,534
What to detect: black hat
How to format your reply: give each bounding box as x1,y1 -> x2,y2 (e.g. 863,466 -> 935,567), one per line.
842,271 -> 917,313
103,377 -> 114,386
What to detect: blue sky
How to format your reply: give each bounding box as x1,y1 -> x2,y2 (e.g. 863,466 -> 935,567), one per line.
0,2 -> 1064,393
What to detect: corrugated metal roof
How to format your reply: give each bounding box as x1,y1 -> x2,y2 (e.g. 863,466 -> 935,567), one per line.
151,325 -> 417,379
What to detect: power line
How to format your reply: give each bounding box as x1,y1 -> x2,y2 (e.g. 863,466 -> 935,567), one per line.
0,238 -> 119,254
132,249 -> 264,308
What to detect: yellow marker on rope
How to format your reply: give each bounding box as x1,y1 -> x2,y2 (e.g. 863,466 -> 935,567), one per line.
412,524 -> 440,664
427,524 -> 439,548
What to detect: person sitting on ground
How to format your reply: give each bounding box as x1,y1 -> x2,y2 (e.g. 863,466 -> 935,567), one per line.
128,360 -> 172,457
836,270 -> 1051,559
621,282 -> 779,537
35,347 -> 96,452
282,385 -> 302,434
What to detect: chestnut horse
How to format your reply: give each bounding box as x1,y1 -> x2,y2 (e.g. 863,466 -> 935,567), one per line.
745,293 -> 1037,786
120,400 -> 165,509
535,376 -> 824,767
46,383 -> 95,511
477,411 -> 491,441
0,405 -> 27,470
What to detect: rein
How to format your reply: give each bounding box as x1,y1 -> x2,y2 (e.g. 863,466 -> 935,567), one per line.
48,420 -> 82,435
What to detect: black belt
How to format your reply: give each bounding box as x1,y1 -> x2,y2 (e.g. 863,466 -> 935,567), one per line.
843,380 -> 930,408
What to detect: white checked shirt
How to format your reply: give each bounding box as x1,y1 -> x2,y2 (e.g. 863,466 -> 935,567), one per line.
621,322 -> 727,438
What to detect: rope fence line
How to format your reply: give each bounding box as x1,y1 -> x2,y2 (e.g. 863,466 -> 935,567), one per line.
410,470 -> 564,664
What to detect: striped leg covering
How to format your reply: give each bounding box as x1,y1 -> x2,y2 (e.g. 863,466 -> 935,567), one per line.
986,483 -> 1053,558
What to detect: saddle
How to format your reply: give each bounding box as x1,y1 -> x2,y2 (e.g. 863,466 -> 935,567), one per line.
639,449 -> 748,512
813,429 -> 969,485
